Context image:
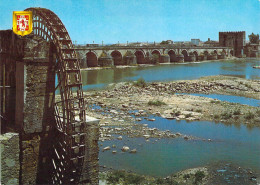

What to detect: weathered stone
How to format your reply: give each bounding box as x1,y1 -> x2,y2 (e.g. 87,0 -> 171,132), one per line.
0,133 -> 20,185
121,146 -> 130,152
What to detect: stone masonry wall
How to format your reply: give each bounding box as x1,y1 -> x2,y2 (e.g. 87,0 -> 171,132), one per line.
80,116 -> 100,185
20,36 -> 55,184
0,133 -> 20,185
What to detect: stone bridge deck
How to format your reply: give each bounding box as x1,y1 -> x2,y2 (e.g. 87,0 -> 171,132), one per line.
75,45 -> 233,67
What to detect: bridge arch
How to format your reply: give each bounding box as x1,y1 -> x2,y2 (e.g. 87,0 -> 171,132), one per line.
204,50 -> 209,56
111,50 -> 123,65
151,49 -> 162,55
86,51 -> 98,67
230,50 -> 234,56
168,50 -> 176,62
135,50 -> 146,64
214,50 -> 218,55
181,50 -> 189,61
152,50 -> 161,63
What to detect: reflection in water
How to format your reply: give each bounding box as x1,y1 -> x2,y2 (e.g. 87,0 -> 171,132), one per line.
79,59 -> 260,91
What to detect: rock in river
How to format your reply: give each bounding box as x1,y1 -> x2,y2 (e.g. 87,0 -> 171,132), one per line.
102,146 -> 111,152
121,146 -> 130,152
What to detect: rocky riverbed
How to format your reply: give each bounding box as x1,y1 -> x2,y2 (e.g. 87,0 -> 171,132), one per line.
99,161 -> 260,185
85,75 -> 260,130
62,74 -> 260,184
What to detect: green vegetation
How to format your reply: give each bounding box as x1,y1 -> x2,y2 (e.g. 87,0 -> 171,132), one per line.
194,171 -> 205,184
160,40 -> 168,45
185,113 -> 192,118
214,114 -> 220,119
210,100 -> 221,104
233,109 -> 241,115
133,78 -> 146,88
183,174 -> 191,179
106,170 -> 145,185
195,109 -> 202,113
244,111 -> 255,120
248,32 -> 259,44
125,173 -> 145,184
107,170 -> 125,184
245,84 -> 252,89
221,112 -> 232,119
172,110 -> 181,116
148,100 -> 166,106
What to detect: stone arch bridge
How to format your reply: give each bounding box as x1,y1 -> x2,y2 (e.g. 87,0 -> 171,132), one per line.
75,46 -> 233,68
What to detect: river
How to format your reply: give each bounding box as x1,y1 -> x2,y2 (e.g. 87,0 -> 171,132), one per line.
87,59 -> 260,177
80,59 -> 260,91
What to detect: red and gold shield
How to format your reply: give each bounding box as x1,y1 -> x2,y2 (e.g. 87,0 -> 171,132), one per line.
13,11 -> 33,36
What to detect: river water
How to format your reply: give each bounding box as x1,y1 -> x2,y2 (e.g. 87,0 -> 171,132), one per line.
81,59 -> 260,90
86,59 -> 260,177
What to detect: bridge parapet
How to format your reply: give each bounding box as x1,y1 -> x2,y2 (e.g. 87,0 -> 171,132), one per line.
75,45 -> 233,67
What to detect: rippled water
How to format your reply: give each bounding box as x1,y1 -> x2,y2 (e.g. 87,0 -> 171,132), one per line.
99,115 -> 260,177
80,59 -> 260,90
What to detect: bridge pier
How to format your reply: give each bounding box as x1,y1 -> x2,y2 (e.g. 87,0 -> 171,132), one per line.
175,54 -> 184,62
160,55 -> 170,63
98,56 -> 114,67
123,55 -> 137,65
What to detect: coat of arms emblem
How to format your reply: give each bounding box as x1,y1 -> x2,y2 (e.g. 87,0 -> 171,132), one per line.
13,11 -> 33,36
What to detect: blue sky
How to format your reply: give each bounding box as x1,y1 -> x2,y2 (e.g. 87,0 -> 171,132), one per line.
1,0 -> 259,44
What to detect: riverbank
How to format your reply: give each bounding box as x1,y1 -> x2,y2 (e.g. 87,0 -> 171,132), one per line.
99,161 -> 260,185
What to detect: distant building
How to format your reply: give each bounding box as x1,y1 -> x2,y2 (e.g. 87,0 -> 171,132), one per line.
191,39 -> 200,46
244,43 -> 260,57
166,40 -> 174,44
219,31 -> 246,57
203,40 -> 219,47
86,44 -> 99,47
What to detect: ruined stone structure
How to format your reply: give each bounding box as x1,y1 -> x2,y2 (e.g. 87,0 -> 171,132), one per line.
244,43 -> 260,58
1,7 -> 99,185
219,31 -> 246,57
75,45 -> 232,67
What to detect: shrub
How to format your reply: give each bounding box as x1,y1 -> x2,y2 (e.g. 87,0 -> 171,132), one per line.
194,171 -> 205,183
154,178 -> 164,184
245,112 -> 255,120
196,109 -> 202,113
221,112 -> 232,119
125,173 -> 145,184
133,78 -> 146,88
185,113 -> 192,118
233,109 -> 241,115
210,100 -> 220,104
183,174 -> 190,179
244,83 -> 252,89
148,100 -> 166,106
173,110 -> 181,116
214,114 -> 220,119
106,170 -> 125,184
